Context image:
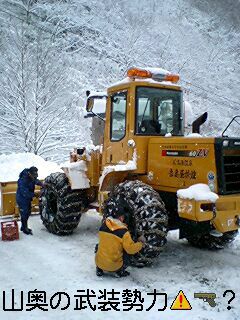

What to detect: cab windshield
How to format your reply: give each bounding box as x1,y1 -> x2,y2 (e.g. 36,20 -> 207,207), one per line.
136,86 -> 183,136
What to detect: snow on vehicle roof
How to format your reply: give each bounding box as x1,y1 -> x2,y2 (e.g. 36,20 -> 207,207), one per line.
88,91 -> 107,98
110,67 -> 180,88
147,67 -> 170,74
0,153 -> 62,182
110,77 -> 181,88
177,184 -> 218,202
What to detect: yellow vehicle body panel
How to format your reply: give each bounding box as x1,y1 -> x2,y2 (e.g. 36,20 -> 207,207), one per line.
0,181 -> 41,217
86,76 -> 240,236
102,80 -> 181,173
215,194 -> 240,232
148,137 -> 217,192
86,150 -> 102,186
177,194 -> 240,233
178,198 -> 214,222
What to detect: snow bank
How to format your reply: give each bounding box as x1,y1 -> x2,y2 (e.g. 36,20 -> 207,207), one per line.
0,153 -> 62,182
177,184 -> 219,202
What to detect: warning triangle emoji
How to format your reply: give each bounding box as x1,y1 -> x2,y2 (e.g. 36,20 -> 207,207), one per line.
170,290 -> 192,310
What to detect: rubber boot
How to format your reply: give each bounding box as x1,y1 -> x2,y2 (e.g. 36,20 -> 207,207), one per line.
115,268 -> 130,278
26,219 -> 33,235
96,267 -> 104,277
20,220 -> 29,232
21,219 -> 31,235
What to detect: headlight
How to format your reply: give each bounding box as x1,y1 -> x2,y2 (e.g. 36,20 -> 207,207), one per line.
208,182 -> 215,192
223,140 -> 229,147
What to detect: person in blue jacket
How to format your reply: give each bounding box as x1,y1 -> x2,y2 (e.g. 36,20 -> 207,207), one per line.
16,167 -> 43,235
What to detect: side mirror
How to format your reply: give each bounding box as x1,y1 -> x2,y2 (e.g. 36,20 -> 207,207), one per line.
85,92 -> 107,118
86,98 -> 95,113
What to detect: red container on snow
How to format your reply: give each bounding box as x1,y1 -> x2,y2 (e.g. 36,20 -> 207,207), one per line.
1,220 -> 19,241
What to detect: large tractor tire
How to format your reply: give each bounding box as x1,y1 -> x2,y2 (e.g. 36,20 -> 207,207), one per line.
39,172 -> 86,235
103,180 -> 168,266
186,230 -> 238,249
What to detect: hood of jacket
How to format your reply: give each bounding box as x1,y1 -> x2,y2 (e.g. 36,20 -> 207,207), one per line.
19,169 -> 30,179
105,217 -> 127,232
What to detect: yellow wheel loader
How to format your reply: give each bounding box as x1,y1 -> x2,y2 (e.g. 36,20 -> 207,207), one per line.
40,67 -> 240,266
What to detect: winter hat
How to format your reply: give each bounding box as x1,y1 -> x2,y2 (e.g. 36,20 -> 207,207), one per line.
29,166 -> 38,178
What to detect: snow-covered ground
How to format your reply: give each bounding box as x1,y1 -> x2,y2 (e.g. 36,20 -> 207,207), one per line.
0,210 -> 239,320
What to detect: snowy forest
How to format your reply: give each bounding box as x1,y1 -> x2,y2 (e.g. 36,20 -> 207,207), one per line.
0,0 -> 239,162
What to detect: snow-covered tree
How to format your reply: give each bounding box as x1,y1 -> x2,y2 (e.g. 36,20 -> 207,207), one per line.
0,0 -> 239,161
0,0 -> 91,161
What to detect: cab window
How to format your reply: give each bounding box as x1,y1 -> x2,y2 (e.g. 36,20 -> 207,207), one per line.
110,91 -> 127,141
136,87 -> 183,136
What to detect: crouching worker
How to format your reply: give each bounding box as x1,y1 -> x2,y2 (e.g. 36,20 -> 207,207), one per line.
95,212 -> 145,277
16,167 -> 43,235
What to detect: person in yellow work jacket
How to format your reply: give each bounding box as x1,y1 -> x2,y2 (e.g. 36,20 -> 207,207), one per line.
95,212 -> 146,277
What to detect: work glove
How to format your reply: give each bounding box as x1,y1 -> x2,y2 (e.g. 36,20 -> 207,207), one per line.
43,182 -> 50,188
138,235 -> 146,243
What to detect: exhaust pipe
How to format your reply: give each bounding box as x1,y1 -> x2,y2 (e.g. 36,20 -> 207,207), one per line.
192,112 -> 208,134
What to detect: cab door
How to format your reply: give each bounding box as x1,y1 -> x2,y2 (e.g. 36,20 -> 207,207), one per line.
105,90 -> 129,164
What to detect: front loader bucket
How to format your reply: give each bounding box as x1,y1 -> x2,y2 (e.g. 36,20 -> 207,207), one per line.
0,181 -> 41,217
